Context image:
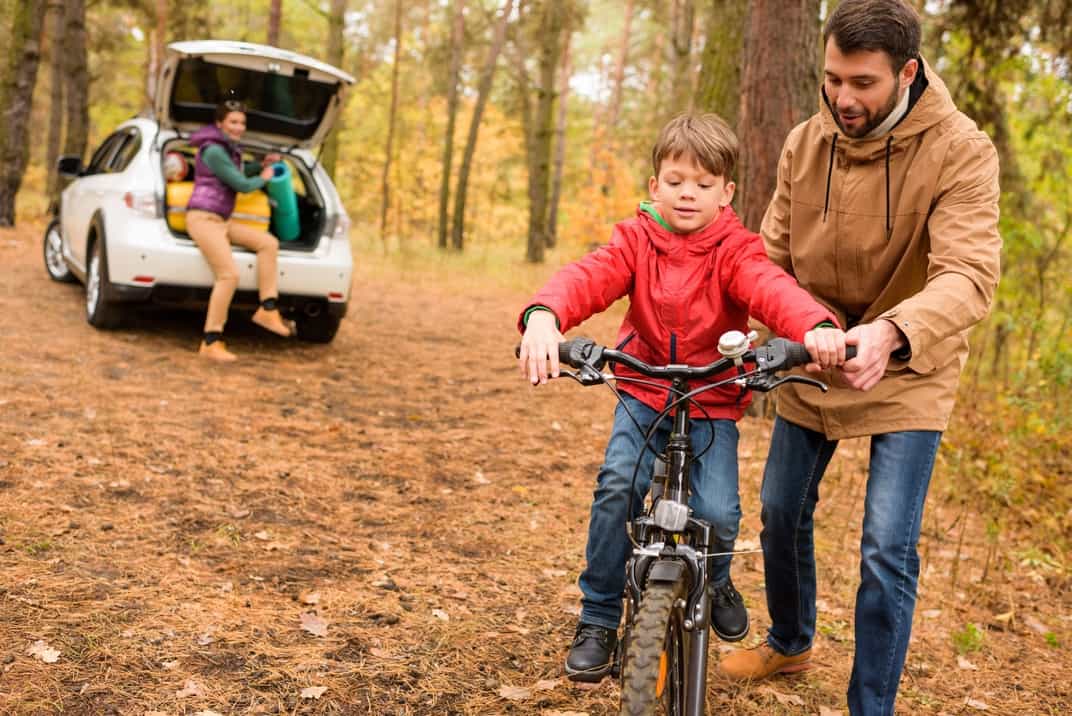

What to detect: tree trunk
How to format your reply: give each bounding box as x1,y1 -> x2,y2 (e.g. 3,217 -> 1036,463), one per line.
63,0 -> 89,162
525,0 -> 563,263
450,0 -> 514,251
321,0 -> 347,180
146,0 -> 168,107
695,0 -> 746,126
380,0 -> 403,247
45,0 -> 65,205
437,0 -> 465,249
548,31 -> 571,246
669,0 -> 695,115
605,0 -> 634,133
737,0 -> 820,231
0,0 -> 48,226
268,0 -> 282,47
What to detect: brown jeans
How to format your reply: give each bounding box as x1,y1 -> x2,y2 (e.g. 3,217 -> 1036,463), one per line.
187,210 -> 280,333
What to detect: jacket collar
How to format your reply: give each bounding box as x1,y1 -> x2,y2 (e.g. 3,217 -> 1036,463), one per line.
636,202 -> 742,255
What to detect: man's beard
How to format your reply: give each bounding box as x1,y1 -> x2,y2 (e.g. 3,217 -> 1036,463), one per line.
837,80 -> 901,138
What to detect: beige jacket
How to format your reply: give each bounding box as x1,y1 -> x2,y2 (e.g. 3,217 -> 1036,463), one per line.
762,60 -> 1001,439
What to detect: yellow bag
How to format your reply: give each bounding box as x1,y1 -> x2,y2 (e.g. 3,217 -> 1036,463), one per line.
165,181 -> 271,233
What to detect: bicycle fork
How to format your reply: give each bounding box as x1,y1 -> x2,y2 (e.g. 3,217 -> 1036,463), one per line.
626,519 -> 716,716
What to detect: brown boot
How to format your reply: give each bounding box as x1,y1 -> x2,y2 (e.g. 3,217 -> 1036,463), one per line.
199,340 -> 238,362
252,307 -> 295,337
719,643 -> 813,681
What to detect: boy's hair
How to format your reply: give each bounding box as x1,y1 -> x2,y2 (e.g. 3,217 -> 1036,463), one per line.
651,113 -> 738,179
823,0 -> 921,74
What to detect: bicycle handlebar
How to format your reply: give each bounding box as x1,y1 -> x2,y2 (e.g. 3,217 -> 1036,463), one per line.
555,336 -> 856,379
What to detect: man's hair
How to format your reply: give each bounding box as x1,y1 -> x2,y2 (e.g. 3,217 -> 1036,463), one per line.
651,113 -> 738,179
823,0 -> 921,73
214,99 -> 247,122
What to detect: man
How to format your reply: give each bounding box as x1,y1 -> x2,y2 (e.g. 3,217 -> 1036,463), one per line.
719,2 -> 1001,715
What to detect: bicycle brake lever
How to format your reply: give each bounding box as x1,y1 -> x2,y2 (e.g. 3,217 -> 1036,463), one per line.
754,373 -> 827,394
559,364 -> 606,386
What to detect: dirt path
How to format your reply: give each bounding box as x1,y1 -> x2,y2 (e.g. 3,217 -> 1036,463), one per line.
0,223 -> 1067,715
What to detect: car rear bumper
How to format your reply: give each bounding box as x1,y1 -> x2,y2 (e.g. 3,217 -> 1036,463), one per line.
105,220 -> 353,302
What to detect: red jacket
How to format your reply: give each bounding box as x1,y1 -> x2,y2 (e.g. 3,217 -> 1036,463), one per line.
519,205 -> 837,419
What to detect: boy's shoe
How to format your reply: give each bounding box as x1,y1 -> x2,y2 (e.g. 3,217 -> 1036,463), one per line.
719,642 -> 813,681
199,340 -> 237,362
564,622 -> 618,683
252,307 -> 296,337
709,579 -> 749,641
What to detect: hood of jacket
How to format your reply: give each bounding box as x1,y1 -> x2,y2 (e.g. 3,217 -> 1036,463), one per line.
189,123 -> 235,150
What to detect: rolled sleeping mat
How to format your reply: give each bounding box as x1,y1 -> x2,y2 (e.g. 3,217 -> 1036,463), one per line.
266,161 -> 301,241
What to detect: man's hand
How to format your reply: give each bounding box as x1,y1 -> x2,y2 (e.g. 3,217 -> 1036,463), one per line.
518,310 -> 564,385
803,326 -> 848,372
840,320 -> 907,391
264,153 -> 283,165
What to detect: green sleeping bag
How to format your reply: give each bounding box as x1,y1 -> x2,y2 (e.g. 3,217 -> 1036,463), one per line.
266,162 -> 300,241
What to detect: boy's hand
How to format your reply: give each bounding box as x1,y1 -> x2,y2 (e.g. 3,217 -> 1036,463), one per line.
519,310 -> 564,385
803,326 -> 847,372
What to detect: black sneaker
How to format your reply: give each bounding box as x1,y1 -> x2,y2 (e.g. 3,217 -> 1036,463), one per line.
709,579 -> 749,642
564,622 -> 618,683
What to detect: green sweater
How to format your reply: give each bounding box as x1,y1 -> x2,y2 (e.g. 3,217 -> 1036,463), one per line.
201,144 -> 266,193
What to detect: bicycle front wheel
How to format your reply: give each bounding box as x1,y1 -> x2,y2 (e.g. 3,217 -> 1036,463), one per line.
620,578 -> 688,716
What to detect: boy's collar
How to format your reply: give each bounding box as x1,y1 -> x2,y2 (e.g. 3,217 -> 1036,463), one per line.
639,201 -> 678,233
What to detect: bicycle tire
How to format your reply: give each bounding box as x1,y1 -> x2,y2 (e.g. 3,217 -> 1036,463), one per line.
620,577 -> 688,716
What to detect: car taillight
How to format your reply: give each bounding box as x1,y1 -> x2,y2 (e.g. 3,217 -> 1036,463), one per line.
329,210 -> 351,239
124,191 -> 160,218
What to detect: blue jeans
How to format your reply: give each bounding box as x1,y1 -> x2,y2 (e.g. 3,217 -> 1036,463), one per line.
760,416 -> 941,716
578,393 -> 741,630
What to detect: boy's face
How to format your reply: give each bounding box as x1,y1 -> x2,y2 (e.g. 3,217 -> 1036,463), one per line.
648,155 -> 734,234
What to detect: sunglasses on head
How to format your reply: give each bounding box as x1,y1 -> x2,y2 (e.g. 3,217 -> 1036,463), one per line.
222,99 -> 246,112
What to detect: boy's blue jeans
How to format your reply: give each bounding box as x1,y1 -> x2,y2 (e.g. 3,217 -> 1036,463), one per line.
578,393 -> 741,631
760,416 -> 941,716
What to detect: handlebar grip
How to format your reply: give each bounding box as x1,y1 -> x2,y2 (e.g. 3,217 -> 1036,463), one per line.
783,342 -> 858,369
784,341 -> 812,369
514,338 -> 599,368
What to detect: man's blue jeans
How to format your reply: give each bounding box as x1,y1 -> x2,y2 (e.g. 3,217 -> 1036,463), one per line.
760,416 -> 941,716
579,393 -> 741,630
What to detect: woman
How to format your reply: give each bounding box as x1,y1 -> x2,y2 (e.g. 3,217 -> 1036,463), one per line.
186,99 -> 294,362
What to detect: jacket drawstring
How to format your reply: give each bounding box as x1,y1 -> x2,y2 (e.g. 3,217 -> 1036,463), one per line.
823,133 -> 838,223
885,136 -> 893,240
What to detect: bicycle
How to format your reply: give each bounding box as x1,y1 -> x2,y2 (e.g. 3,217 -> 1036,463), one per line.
542,330 -> 847,716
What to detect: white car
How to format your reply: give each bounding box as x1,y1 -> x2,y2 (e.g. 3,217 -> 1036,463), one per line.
44,40 -> 355,343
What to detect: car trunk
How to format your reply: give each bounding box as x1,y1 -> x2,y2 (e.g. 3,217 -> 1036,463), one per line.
160,139 -> 326,252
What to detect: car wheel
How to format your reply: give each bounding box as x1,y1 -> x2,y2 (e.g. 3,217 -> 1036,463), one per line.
296,312 -> 341,343
86,237 -> 123,329
43,219 -> 76,283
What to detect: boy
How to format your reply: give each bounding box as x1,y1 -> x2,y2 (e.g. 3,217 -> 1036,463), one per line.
517,113 -> 845,683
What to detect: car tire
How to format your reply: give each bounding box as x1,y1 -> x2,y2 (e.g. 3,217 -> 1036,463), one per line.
43,219 -> 76,283
85,235 -> 124,329
296,312 -> 341,343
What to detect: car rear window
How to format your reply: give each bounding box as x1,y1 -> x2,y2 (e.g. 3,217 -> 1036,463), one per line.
168,57 -> 338,141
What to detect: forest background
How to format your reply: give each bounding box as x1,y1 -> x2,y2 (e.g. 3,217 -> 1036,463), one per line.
0,0 -> 1069,638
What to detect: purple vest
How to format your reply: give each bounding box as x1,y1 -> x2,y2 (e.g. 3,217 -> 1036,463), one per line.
187,124 -> 242,218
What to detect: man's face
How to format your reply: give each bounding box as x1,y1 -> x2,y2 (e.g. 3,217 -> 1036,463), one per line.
648,154 -> 734,234
823,38 -> 917,138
